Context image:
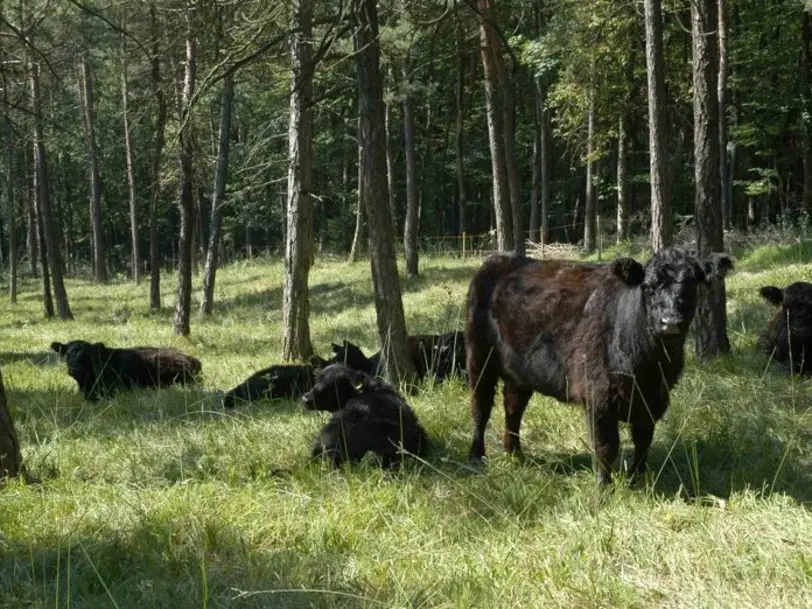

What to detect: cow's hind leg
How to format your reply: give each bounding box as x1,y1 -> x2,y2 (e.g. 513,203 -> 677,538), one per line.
502,382 -> 532,456
586,410 -> 620,486
468,355 -> 499,463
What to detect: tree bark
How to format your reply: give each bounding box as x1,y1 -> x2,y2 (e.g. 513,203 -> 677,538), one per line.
5,101 -> 16,304
353,0 -> 417,385
540,82 -> 551,245
80,52 -> 107,284
502,65 -> 524,255
121,31 -> 140,284
149,2 -> 166,311
477,0 -> 513,252
385,66 -> 399,236
25,163 -> 37,279
200,71 -> 234,316
173,4 -> 196,337
0,367 -> 22,480
32,146 -> 53,319
583,98 -> 596,253
30,62 -> 71,320
644,0 -> 672,250
616,115 -> 629,244
349,114 -> 366,262
692,0 -> 730,361
530,79 -> 541,244
282,0 -> 315,361
718,0 -> 730,228
455,33 -> 466,235
402,58 -> 419,278
802,11 -> 812,213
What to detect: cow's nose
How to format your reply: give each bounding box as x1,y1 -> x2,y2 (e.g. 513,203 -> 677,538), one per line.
658,316 -> 682,335
301,392 -> 315,409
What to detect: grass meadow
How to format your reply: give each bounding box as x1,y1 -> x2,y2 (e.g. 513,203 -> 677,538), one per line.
1,244 -> 812,608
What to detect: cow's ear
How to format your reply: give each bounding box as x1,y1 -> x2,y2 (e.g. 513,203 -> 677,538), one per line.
610,257 -> 645,286
701,253 -> 735,283
760,286 -> 784,306
93,342 -> 106,350
331,343 -> 342,353
50,342 -> 66,355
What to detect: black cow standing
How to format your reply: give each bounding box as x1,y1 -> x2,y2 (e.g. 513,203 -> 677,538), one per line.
758,282 -> 812,375
302,363 -> 428,467
222,356 -> 328,408
51,340 -> 202,401
465,248 -> 734,485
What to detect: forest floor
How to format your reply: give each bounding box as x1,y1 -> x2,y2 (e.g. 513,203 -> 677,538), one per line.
1,243 -> 812,608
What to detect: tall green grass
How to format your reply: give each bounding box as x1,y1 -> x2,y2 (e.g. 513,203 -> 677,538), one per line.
0,249 -> 811,608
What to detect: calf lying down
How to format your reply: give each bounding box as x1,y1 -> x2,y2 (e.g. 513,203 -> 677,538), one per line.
51,340 -> 202,401
759,282 -> 812,375
222,356 -> 328,408
301,363 -> 428,467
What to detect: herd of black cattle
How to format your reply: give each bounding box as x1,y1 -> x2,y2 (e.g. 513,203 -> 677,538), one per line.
48,247 -> 812,484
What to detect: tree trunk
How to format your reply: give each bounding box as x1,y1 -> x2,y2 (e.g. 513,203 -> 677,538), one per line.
30,62 -> 71,320
477,0 -> 512,252
121,31 -> 140,284
616,115 -> 629,244
32,146 -> 53,319
530,80 -> 541,244
540,82 -> 551,245
718,0 -> 730,228
24,147 -> 37,278
349,115 -> 366,262
5,104 -> 16,304
282,0 -> 315,361
502,66 -> 524,255
0,367 -> 22,480
149,2 -> 166,311
402,58 -> 419,278
802,11 -> 812,213
80,52 -> 107,284
583,99 -> 596,253
353,0 -> 417,386
200,71 -> 234,316
644,0 -> 672,251
385,67 -> 398,236
455,33 -> 466,235
692,0 -> 729,361
173,5 -> 196,337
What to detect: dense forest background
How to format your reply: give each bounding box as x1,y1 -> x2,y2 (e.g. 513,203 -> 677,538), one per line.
1,0 -> 811,338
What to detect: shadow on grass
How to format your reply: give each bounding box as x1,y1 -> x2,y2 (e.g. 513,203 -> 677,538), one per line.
0,522 -> 370,608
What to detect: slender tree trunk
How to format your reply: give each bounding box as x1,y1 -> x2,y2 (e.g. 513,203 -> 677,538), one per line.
173,5 -> 196,337
121,32 -> 140,284
149,2 -> 166,311
583,98 -> 596,253
24,145 -> 37,278
645,0 -> 672,250
455,34 -> 466,235
502,66 -> 524,255
402,58 -> 419,278
80,52 -> 106,284
385,67 -> 399,236
200,71 -> 234,316
540,83 -> 551,245
718,0 -> 730,228
5,104 -> 16,304
32,145 -> 53,319
282,0 -> 315,361
530,80 -> 541,244
0,367 -> 22,480
353,0 -> 417,385
616,115 -> 629,244
802,11 -> 812,213
349,115 -> 366,262
477,0 -> 512,252
30,62 -> 71,320
692,0 -> 729,361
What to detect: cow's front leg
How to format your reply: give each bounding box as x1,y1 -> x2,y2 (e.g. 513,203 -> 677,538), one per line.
586,409 -> 619,486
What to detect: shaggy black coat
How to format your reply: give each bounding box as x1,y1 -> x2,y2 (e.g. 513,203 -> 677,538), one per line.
301,363 -> 428,467
465,247 -> 733,484
758,282 -> 812,375
222,356 -> 328,408
51,340 -> 202,401
330,331 -> 466,382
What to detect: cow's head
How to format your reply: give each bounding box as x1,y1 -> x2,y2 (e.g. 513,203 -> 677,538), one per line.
301,363 -> 366,412
759,282 -> 812,371
330,340 -> 373,373
612,248 -> 734,337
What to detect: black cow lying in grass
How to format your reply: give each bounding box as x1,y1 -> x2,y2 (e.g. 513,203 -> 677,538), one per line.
302,363 -> 428,467
51,340 -> 202,401
222,355 -> 329,408
758,282 -> 812,375
330,331 -> 466,382
465,248 -> 734,485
